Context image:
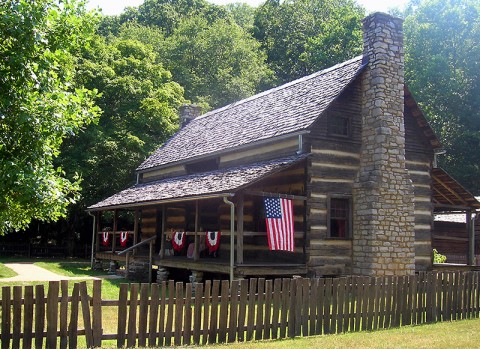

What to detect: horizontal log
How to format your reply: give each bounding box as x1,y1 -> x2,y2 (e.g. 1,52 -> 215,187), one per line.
309,166 -> 357,180
415,230 -> 432,241
308,264 -> 347,276
415,242 -> 433,256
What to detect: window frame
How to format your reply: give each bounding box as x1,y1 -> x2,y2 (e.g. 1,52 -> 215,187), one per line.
327,196 -> 352,239
327,114 -> 351,138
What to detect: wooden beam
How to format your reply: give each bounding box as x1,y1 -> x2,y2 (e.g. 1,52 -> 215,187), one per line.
159,206 -> 166,259
95,212 -> 101,252
244,190 -> 307,201
432,173 -> 468,206
112,210 -> 118,253
133,210 -> 139,256
467,211 -> 474,265
194,201 -> 200,261
432,185 -> 456,206
237,193 -> 244,264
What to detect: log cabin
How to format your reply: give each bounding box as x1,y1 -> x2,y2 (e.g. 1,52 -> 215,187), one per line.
87,12 -> 480,282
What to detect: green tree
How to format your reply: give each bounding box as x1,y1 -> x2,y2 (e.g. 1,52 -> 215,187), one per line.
224,2 -> 256,31
61,35 -> 185,206
404,0 -> 480,193
98,0 -> 230,37
0,0 -> 100,233
163,16 -> 273,108
253,0 -> 364,83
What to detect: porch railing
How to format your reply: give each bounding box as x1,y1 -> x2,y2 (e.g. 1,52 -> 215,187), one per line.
118,236 -> 156,283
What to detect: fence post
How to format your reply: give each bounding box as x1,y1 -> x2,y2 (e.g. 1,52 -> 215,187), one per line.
59,281 -> 69,349
127,283 -> 139,348
46,281 -> 59,349
1,287 -> 11,349
138,284 -> 149,347
68,283 -> 80,349
23,286 -> 34,349
149,283 -> 160,347
92,280 -> 103,348
79,281 -> 94,348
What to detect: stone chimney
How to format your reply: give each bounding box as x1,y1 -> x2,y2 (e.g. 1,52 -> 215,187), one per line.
352,13 -> 415,276
179,104 -> 202,127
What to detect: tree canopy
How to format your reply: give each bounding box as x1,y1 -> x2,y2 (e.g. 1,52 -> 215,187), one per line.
60,34 -> 185,207
253,0 -> 364,83
0,0 -> 100,233
163,16 -> 273,108
404,0 -> 480,193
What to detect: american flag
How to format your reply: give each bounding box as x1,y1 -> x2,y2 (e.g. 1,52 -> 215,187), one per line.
264,197 -> 294,252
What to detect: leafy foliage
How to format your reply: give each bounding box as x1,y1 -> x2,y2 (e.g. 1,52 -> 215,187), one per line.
98,0 -> 230,37
405,0 -> 480,194
0,0 -> 100,233
224,2 -> 256,31
60,35 -> 185,206
433,249 -> 447,263
253,0 -> 364,83
163,16 -> 273,108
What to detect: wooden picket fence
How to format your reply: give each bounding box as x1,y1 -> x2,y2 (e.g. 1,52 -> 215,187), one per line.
1,271 -> 480,348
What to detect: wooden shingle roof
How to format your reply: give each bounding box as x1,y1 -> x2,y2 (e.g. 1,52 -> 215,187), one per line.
137,56 -> 366,172
88,155 -> 307,211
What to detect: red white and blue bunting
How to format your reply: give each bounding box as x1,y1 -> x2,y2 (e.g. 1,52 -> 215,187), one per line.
205,231 -> 221,253
172,231 -> 186,251
120,231 -> 128,247
102,232 -> 110,246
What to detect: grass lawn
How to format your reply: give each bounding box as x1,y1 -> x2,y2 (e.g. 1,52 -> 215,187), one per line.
197,318 -> 480,349
89,318 -> 480,349
0,262 -> 17,278
1,259 -> 480,349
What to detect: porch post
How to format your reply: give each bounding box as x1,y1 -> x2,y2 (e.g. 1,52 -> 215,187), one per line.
96,211 -> 102,252
112,209 -> 118,253
133,209 -> 139,256
237,193 -> 244,264
223,197 -> 235,283
90,212 -> 97,269
194,200 -> 200,261
159,205 -> 166,259
467,210 -> 474,265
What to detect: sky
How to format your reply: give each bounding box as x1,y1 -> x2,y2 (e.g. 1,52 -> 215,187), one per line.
86,0 -> 409,16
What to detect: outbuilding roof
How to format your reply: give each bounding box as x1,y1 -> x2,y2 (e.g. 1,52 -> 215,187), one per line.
88,155 -> 307,211
137,56 -> 366,172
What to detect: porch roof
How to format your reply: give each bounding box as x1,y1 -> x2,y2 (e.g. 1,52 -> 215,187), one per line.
87,154 -> 307,211
432,168 -> 480,211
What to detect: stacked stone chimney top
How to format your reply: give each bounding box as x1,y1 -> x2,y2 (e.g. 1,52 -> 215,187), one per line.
179,104 -> 202,128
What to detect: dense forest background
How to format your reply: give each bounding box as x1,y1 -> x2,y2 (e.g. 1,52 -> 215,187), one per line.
1,0 -> 479,250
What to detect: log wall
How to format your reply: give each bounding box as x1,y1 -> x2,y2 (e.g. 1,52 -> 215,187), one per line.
306,79 -> 435,276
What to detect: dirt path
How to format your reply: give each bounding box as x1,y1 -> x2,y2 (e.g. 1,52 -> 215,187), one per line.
1,262 -> 116,282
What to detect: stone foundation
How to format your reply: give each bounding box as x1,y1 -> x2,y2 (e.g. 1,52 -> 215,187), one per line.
126,258 -> 151,282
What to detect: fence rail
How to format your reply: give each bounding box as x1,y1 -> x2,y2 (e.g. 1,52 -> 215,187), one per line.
1,271 -> 480,348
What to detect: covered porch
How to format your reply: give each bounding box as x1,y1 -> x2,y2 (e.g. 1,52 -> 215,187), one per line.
87,156 -> 309,282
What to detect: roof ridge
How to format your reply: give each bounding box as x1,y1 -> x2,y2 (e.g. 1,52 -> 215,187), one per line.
196,55 -> 363,121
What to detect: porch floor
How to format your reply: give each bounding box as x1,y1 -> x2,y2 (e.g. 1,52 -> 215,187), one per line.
95,252 -> 308,277
153,256 -> 307,277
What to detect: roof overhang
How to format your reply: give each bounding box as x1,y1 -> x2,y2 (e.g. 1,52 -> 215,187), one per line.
432,167 -> 480,211
88,154 -> 308,212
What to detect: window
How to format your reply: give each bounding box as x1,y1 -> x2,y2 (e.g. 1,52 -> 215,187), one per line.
328,115 -> 350,137
328,198 -> 350,238
185,158 -> 219,174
